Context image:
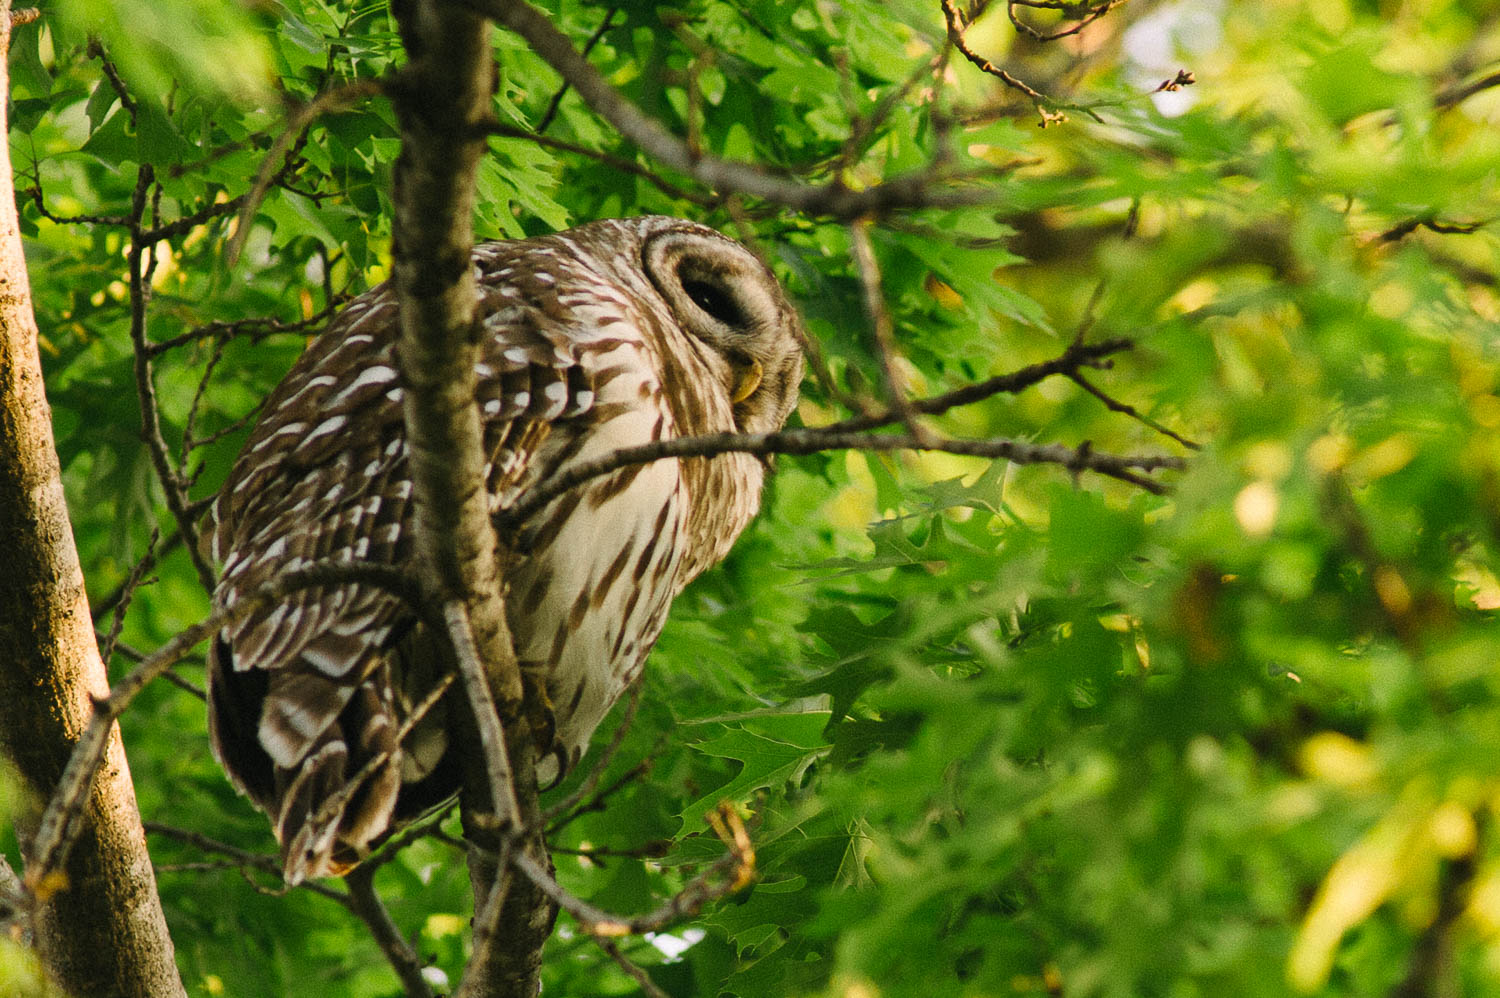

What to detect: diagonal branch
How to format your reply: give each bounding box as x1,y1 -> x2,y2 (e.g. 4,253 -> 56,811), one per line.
511,802 -> 754,937
595,938 -> 669,998
833,336 -> 1132,431
464,0 -> 996,218
345,866 -> 437,998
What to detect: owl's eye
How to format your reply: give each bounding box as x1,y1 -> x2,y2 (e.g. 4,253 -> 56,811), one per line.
681,277 -> 747,329
644,225 -> 783,346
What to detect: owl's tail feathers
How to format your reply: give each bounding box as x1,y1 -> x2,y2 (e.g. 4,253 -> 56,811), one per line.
209,629 -> 458,884
271,681 -> 404,885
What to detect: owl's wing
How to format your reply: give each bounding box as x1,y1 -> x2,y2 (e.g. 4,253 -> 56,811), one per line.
207,252 -> 615,883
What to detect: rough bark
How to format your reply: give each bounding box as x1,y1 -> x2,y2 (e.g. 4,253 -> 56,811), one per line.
386,2 -> 555,995
0,5 -> 186,996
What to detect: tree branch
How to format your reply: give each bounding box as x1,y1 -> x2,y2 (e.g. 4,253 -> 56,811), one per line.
124,163 -> 219,594
143,822 -> 350,907
942,0 -> 1061,119
345,866 -> 437,998
511,802 -> 754,937
464,0 -> 995,218
502,425 -> 1181,533
595,938 -> 670,998
387,3 -> 552,995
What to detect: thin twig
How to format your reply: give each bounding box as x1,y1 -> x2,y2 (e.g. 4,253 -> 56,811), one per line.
540,681 -> 643,825
1377,215 -> 1486,243
180,338 -> 229,466
88,41 -> 137,123
545,756 -> 655,836
123,163 -> 219,594
143,822 -> 350,907
98,527 -> 159,668
841,335 -> 1133,432
511,802 -> 754,937
468,0 -> 997,218
21,183 -> 129,227
226,78 -> 384,266
596,938 -> 670,998
848,218 -> 928,442
1069,371 -> 1199,450
1436,68 -> 1500,109
140,196 -> 248,245
92,532 -> 182,621
941,0 -> 1062,120
363,800 -> 461,870
345,865 -> 436,998
483,122 -> 709,204
1007,0 -> 1126,43
535,5 -> 618,133
99,637 -> 206,700
146,299 -> 346,356
182,398 -> 266,456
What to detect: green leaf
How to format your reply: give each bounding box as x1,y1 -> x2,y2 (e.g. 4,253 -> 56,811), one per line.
678,712 -> 830,834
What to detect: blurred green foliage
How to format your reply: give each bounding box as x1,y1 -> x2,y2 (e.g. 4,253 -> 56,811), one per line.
7,0 -> 1500,995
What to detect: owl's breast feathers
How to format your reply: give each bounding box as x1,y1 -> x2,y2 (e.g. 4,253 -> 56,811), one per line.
207,224 -> 769,882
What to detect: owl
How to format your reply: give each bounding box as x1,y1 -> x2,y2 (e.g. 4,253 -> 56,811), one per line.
206,216 -> 803,883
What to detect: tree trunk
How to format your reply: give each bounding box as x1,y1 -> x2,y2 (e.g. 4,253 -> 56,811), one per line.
0,5 -> 186,995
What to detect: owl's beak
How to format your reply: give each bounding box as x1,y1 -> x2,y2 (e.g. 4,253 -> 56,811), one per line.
731,358 -> 763,404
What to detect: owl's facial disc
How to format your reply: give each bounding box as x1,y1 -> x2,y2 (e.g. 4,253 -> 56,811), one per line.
642,223 -> 803,434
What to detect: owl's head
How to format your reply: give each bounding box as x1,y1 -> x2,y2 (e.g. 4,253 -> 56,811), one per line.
640,220 -> 804,435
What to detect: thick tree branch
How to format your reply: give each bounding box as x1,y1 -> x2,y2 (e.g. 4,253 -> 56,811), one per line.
387,3 -> 553,995
0,5 -> 186,992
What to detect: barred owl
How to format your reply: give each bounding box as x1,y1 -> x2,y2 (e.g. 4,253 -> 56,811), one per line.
206,216 -> 803,883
